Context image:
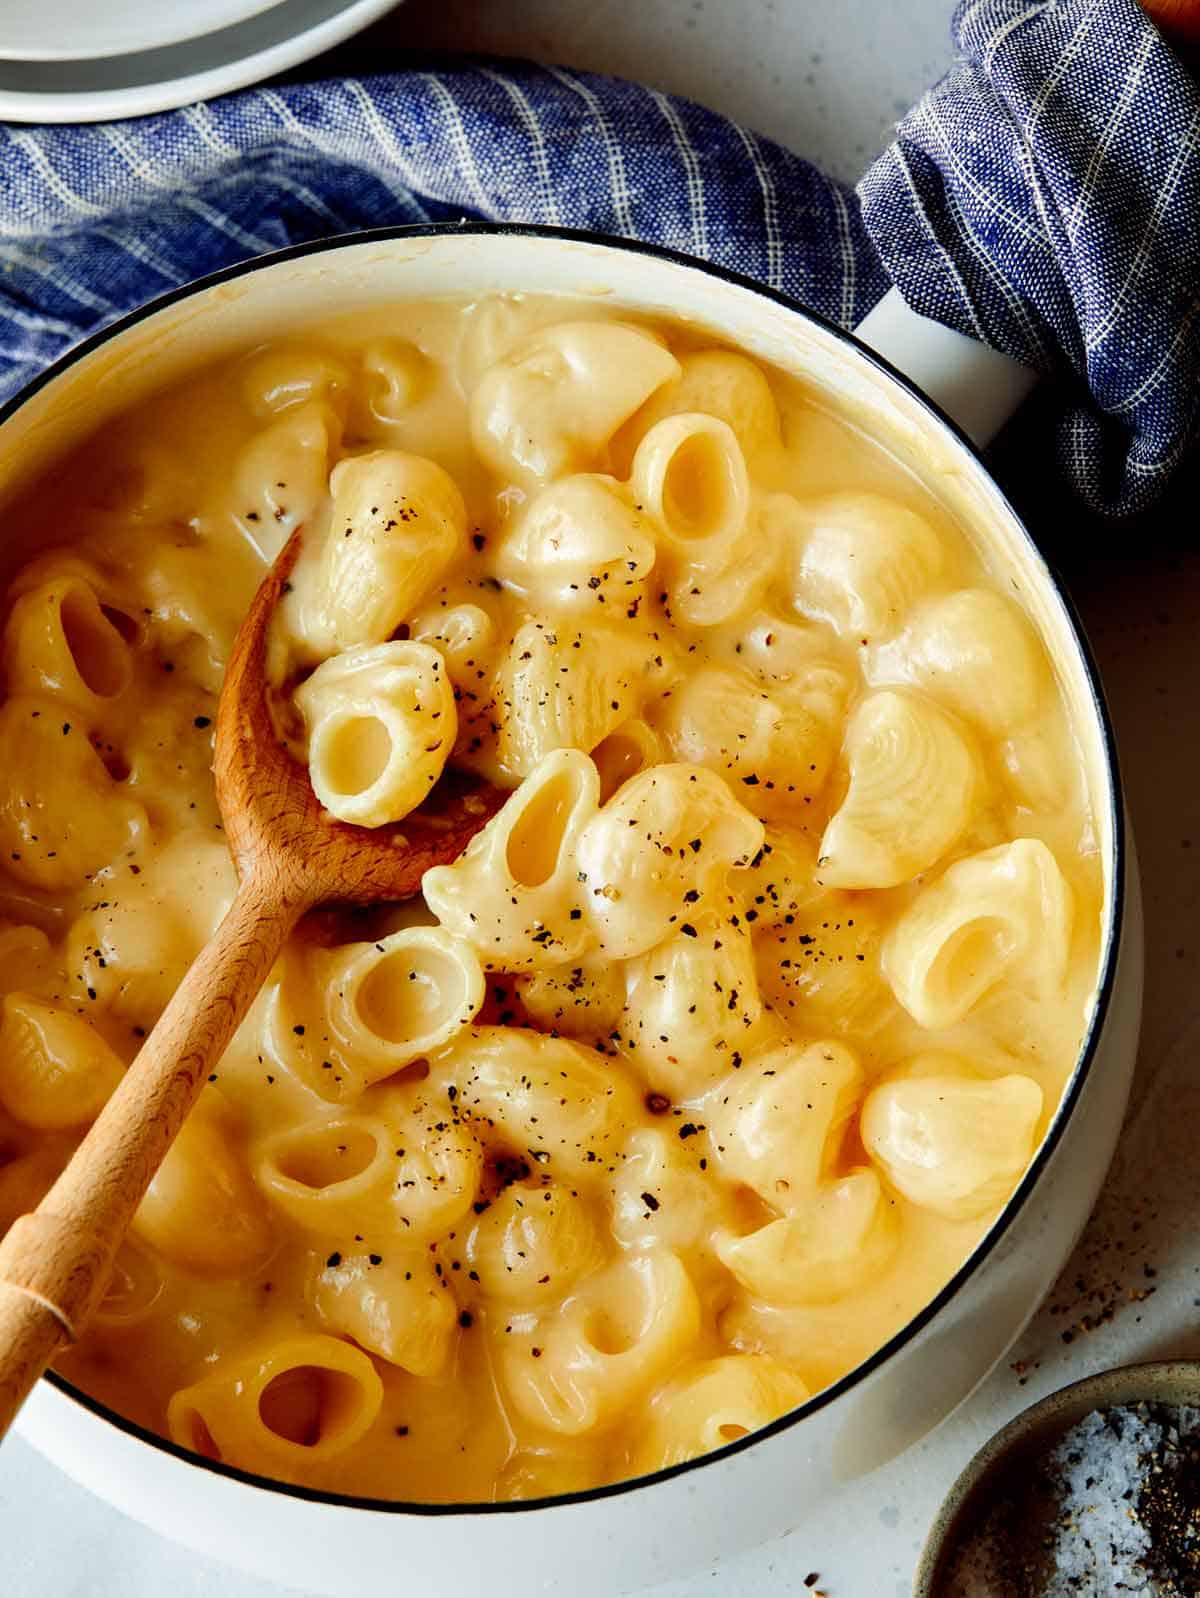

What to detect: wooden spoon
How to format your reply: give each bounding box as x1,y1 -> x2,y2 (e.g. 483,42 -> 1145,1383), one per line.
0,528 -> 503,1437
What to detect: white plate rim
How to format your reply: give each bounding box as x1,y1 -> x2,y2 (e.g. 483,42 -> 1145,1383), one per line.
0,0 -> 291,66
0,0 -> 400,122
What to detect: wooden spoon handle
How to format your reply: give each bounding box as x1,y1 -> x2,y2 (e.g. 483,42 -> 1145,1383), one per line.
0,868 -> 305,1440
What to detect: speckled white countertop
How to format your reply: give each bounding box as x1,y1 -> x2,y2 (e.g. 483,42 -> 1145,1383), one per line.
8,3 -> 1200,1595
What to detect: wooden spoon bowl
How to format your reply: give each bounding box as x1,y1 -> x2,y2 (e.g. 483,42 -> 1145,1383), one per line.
220,529 -> 498,905
0,527 -> 503,1437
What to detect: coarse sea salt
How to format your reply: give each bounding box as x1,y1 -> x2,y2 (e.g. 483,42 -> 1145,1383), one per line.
940,1403 -> 1200,1596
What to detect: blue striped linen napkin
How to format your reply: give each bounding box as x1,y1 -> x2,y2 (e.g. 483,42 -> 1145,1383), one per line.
0,0 -> 1196,516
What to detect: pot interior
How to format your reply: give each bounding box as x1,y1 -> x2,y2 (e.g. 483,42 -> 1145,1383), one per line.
0,225 -> 1122,1504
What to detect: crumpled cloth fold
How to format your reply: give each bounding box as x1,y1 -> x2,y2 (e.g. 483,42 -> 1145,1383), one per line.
860,0 -> 1200,515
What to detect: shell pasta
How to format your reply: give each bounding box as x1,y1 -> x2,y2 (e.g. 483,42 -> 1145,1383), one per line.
296,641 -> 457,825
0,293 -> 1104,1502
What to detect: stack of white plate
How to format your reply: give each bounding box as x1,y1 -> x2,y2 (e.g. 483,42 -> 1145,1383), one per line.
0,0 -> 399,122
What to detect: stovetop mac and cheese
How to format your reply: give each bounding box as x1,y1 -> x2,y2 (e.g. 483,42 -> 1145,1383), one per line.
0,296 -> 1102,1500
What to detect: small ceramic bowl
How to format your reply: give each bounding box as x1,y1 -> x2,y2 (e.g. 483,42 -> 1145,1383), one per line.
914,1359 -> 1200,1594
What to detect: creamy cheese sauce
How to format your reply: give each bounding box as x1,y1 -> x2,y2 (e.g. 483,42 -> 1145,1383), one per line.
0,294 -> 1102,1500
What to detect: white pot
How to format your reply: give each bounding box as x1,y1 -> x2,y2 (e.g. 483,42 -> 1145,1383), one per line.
0,228 -> 1142,1597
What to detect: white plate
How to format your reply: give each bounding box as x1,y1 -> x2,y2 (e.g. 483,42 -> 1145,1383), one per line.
0,0 -> 291,63
0,0 -> 400,122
